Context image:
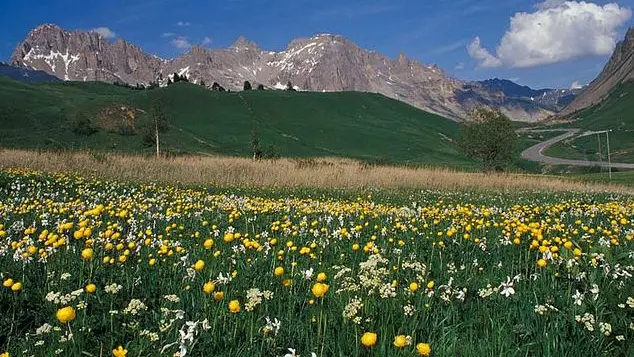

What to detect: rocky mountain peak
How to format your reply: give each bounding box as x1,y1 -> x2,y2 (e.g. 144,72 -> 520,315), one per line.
561,27 -> 634,116
230,36 -> 259,51
9,23 -> 570,122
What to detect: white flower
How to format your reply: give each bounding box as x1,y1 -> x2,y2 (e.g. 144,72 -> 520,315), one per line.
498,277 -> 515,298
301,268 -> 314,280
572,290 -> 584,306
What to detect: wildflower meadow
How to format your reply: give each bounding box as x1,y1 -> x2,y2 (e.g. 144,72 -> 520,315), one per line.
0,169 -> 633,356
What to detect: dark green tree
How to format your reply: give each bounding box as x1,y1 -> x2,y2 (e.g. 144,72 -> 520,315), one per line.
257,84 -> 265,90
457,107 -> 518,171
285,80 -> 295,91
243,81 -> 252,91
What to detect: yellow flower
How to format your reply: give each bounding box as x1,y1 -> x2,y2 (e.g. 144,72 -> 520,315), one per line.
274,267 -> 285,277
56,306 -> 76,324
393,335 -> 409,348
203,239 -> 214,249
282,279 -> 292,287
191,259 -> 205,272
228,300 -> 241,313
11,282 -> 22,292
85,283 -> 97,294
112,345 -> 128,357
214,291 -> 225,301
316,272 -> 327,282
536,259 -> 547,268
1,352 -> 8,357
81,248 -> 94,261
149,258 -> 156,266
311,283 -> 329,298
426,281 -> 435,289
223,233 -> 234,243
361,332 -> 377,347
416,343 -> 432,356
409,282 -> 419,292
3,279 -> 14,288
203,281 -> 216,294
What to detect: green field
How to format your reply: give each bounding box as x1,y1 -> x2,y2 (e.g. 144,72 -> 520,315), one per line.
0,77 -> 472,168
547,81 -> 634,163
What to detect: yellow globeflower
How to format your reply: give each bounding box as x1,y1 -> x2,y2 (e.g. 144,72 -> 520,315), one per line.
416,343 -> 432,356
536,259 -> 547,268
223,233 -> 234,243
316,272 -> 327,282
393,335 -> 410,348
426,281 -> 435,289
311,283 -> 329,298
11,282 -> 22,292
203,281 -> 216,294
0,351 -> 8,357
203,239 -> 214,249
214,291 -> 225,301
193,260 -> 205,272
112,345 -> 128,357
85,284 -> 97,294
228,300 -> 241,313
3,279 -> 14,288
361,332 -> 377,347
56,306 -> 76,324
274,267 -> 285,277
409,282 -> 419,292
81,248 -> 94,261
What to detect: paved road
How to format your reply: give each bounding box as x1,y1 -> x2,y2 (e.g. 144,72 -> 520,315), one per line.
520,129 -> 634,169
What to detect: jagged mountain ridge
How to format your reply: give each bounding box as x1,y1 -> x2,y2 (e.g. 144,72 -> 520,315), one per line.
477,78 -> 583,111
561,27 -> 634,116
10,24 -> 563,121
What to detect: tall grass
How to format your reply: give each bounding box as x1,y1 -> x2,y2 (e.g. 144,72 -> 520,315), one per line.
0,149 -> 631,193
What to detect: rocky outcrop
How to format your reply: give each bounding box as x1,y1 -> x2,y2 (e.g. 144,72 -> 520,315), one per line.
561,28 -> 634,116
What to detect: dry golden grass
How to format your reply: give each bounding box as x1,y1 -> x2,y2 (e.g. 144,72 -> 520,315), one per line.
0,149 -> 630,193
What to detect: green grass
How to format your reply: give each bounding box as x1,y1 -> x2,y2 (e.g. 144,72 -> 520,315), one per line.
548,81 -> 634,163
574,170 -> 634,186
0,77 -> 473,168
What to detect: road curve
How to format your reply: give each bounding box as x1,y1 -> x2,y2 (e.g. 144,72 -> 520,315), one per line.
520,129 -> 634,169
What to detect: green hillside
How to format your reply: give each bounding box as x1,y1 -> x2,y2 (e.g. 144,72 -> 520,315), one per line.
546,81 -> 634,163
0,77 -> 472,167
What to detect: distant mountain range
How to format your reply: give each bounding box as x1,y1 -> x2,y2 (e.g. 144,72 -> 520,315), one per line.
0,61 -> 60,83
5,24 -> 584,122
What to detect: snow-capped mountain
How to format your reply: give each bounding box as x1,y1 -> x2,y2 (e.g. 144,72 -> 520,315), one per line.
10,24 -> 568,121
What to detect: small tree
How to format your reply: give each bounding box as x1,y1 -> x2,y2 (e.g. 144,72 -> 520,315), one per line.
144,101 -> 170,158
200,79 -> 206,87
243,81 -> 252,91
457,107 -> 517,171
251,126 -> 263,159
257,84 -> 265,90
285,80 -> 295,91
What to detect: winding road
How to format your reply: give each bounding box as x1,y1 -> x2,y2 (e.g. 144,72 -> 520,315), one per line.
520,129 -> 634,169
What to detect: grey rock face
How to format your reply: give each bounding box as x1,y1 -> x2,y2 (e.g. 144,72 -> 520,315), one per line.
561,27 -> 634,116
11,24 -> 561,121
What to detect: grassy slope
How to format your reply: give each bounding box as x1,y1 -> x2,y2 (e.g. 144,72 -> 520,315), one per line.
545,81 -> 634,163
0,77 -> 473,167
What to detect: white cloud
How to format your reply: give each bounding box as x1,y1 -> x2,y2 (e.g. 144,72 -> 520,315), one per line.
162,32 -> 176,37
177,21 -> 191,27
467,37 -> 502,68
570,80 -> 584,89
92,27 -> 116,39
202,37 -> 212,46
469,1 -> 632,68
454,62 -> 465,70
171,36 -> 191,49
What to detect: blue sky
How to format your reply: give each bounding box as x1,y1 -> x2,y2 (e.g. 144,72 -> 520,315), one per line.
1,0 -> 633,89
